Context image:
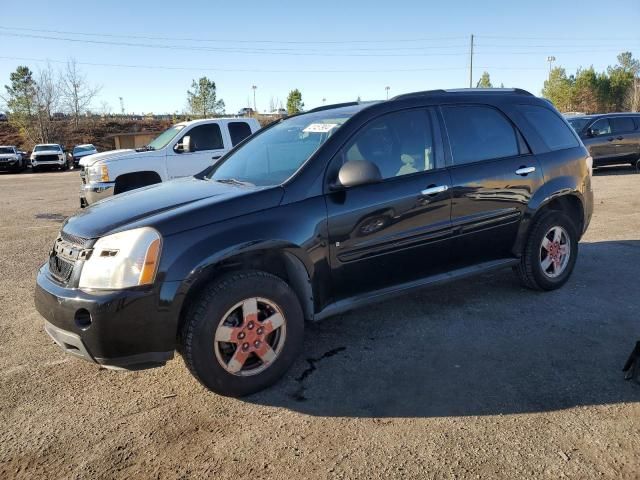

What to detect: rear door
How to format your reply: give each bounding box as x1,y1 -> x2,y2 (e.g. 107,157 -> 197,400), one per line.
583,118 -> 617,166
440,104 -> 544,265
325,108 -> 453,301
166,123 -> 227,178
609,116 -> 640,163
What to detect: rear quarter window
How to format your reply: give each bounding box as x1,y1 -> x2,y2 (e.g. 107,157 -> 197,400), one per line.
517,104 -> 579,151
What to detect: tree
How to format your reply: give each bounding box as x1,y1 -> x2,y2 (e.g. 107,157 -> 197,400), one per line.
33,64 -> 62,142
61,59 -> 100,128
187,77 -> 225,117
476,71 -> 493,88
286,89 -> 304,114
542,67 -> 574,112
3,66 -> 38,141
608,52 -> 639,111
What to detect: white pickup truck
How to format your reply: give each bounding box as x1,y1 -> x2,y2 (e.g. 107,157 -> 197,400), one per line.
79,118 -> 260,207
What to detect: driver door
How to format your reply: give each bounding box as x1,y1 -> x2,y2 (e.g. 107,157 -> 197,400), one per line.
166,123 -> 227,178
325,108 -> 453,302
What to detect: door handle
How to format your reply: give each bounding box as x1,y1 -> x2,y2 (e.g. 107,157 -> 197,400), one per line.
616,136 -> 624,140
212,155 -> 221,160
515,166 -> 536,176
420,185 -> 448,196
607,137 -> 614,142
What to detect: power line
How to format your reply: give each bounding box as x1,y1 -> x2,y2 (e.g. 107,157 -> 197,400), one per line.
0,26 -> 467,45
0,55 -> 609,74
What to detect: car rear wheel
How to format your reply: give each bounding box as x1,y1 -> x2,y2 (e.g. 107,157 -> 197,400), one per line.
180,271 -> 304,397
515,210 -> 578,291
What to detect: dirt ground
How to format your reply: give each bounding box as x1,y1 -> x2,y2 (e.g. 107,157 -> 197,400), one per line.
1,167 -> 639,479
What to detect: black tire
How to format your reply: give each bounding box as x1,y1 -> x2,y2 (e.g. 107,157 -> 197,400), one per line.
515,210 -> 579,291
31,166 -> 38,173
180,270 -> 304,397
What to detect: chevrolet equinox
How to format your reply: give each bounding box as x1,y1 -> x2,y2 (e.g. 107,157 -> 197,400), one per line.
35,89 -> 594,396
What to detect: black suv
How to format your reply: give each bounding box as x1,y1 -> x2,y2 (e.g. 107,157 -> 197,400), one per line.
35,89 -> 593,396
567,113 -> 640,168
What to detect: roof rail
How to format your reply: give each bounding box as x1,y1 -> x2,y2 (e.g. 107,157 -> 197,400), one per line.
307,101 -> 360,113
392,88 -> 533,101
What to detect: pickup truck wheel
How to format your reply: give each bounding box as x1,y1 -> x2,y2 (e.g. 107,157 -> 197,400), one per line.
516,211 -> 578,291
181,271 -> 304,397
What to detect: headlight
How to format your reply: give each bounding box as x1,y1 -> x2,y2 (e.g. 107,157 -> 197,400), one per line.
87,164 -> 110,183
79,227 -> 162,290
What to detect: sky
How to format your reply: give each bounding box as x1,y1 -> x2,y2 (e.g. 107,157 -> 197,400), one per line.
0,0 -> 638,114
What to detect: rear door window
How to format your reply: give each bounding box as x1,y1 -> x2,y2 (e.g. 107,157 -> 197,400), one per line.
186,124 -> 223,151
441,105 -> 519,165
610,117 -> 636,133
228,122 -> 253,146
517,104 -> 579,151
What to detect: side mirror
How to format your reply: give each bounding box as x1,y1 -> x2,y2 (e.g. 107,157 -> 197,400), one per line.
174,135 -> 191,153
587,128 -> 598,137
332,160 -> 382,189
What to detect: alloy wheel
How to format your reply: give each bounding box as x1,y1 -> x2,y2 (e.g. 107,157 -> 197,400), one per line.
539,225 -> 571,278
213,297 -> 286,377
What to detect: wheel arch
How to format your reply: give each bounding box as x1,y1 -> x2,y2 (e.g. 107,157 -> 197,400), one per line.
175,245 -> 315,340
513,188 -> 586,256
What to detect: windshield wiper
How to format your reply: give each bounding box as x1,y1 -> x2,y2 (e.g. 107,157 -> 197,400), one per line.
215,178 -> 254,186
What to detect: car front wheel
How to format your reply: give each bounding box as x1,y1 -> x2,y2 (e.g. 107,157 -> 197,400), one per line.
180,271 -> 304,397
515,210 -> 579,291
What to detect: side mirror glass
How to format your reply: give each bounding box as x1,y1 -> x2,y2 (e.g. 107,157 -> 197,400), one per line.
333,160 -> 382,189
587,127 -> 598,137
174,135 -> 191,153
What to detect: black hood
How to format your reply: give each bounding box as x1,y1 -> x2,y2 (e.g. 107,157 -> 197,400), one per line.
63,177 -> 284,239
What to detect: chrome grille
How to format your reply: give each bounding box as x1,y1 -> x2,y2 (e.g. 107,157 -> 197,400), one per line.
48,255 -> 74,282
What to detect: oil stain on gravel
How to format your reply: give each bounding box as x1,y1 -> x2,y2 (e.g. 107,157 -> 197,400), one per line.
290,346 -> 346,402
35,213 -> 66,222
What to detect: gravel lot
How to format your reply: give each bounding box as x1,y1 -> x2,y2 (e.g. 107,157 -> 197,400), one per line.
1,168 -> 639,479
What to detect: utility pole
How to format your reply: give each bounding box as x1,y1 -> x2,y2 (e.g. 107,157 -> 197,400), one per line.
469,34 -> 474,88
252,85 -> 257,115
119,97 -> 125,115
385,86 -> 390,100
322,97 -> 326,105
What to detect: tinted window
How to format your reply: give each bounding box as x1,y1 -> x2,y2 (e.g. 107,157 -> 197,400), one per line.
518,105 -> 579,150
590,118 -> 611,136
228,122 -> 253,146
186,124 -> 223,151
610,117 -> 636,133
442,106 -> 519,165
343,109 -> 435,180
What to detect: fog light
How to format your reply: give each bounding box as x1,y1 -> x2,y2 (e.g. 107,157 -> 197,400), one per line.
74,309 -> 92,329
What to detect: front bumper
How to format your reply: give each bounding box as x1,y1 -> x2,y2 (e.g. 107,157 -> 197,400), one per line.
32,159 -> 65,168
35,264 -> 176,370
0,160 -> 21,171
80,181 -> 115,208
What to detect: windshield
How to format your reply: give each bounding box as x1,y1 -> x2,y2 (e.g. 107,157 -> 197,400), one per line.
34,145 -> 61,152
0,147 -> 15,154
73,145 -> 95,154
207,107 -> 358,186
146,125 -> 185,150
567,117 -> 591,133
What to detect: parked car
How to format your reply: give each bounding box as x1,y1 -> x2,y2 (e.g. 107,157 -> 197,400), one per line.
237,107 -> 255,116
70,144 -> 97,169
35,89 -> 593,397
0,145 -> 25,171
0,112 -> 8,122
567,113 -> 640,168
30,144 -> 67,172
78,118 -> 260,207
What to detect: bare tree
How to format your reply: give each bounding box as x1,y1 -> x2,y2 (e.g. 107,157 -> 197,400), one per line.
61,59 -> 100,128
34,63 -> 62,142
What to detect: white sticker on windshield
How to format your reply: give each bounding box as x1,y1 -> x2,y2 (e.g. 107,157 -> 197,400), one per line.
303,123 -> 338,133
